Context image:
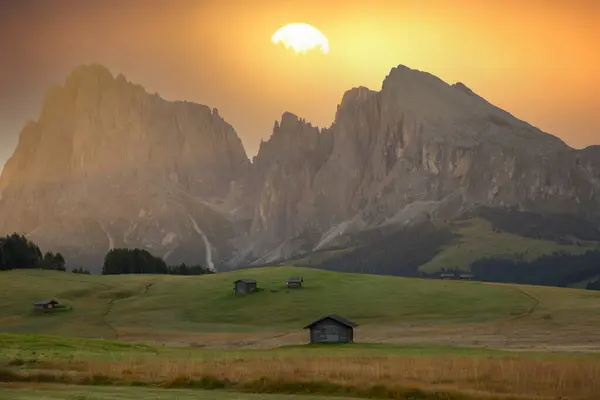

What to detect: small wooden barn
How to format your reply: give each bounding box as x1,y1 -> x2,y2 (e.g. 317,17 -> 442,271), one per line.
304,314 -> 358,344
439,272 -> 475,280
233,279 -> 257,295
33,299 -> 60,312
286,276 -> 303,288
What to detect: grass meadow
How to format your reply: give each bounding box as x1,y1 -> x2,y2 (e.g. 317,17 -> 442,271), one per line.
0,267 -> 538,338
1,267 -> 600,399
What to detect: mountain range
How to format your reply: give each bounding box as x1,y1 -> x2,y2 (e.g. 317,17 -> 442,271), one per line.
1,64 -> 599,273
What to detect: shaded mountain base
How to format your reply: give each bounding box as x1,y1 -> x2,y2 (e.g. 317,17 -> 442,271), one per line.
288,222 -> 455,276
470,250 -> 600,288
474,206 -> 600,243
280,208 -> 600,288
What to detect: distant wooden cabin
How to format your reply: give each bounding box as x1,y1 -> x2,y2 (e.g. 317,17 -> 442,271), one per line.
233,279 -> 257,295
439,272 -> 475,281
33,299 -> 60,312
304,314 -> 358,344
286,276 -> 303,288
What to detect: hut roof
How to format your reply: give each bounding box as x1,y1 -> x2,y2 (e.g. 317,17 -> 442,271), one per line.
303,314 -> 358,329
234,279 -> 257,284
287,277 -> 303,283
33,299 -> 59,306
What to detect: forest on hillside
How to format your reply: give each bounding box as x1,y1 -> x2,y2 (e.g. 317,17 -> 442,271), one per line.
0,234 -> 212,276
102,248 -> 213,275
475,206 -> 600,243
0,234 -> 66,272
469,250 -> 600,290
315,222 -> 455,276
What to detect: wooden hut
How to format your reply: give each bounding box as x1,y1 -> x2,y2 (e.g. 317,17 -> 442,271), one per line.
303,315 -> 358,344
33,299 -> 60,312
440,272 -> 456,280
233,279 -> 257,295
286,276 -> 303,288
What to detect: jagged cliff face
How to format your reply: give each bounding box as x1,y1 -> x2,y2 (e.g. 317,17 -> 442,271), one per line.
1,64 -> 599,270
240,66 -> 600,263
0,65 -> 249,271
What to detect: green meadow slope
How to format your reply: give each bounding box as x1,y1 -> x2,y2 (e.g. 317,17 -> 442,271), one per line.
2,266 -> 600,350
419,218 -> 597,273
0,267 -> 536,338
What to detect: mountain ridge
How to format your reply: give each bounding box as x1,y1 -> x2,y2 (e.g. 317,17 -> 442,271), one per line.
1,63 -> 599,272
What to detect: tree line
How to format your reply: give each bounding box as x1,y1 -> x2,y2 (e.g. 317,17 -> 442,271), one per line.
586,278 -> 600,291
4,229 -> 600,289
0,233 -> 66,271
0,233 -> 212,276
467,250 -> 600,289
476,207 -> 600,243
101,248 -> 213,275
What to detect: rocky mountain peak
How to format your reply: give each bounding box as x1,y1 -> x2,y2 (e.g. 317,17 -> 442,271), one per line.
64,63 -> 115,88
236,64 -> 600,266
382,64 -> 451,93
279,111 -> 301,126
0,64 -> 251,270
39,64 -> 148,123
452,82 -> 477,97
340,86 -> 376,103
336,87 -> 377,116
254,112 -> 326,170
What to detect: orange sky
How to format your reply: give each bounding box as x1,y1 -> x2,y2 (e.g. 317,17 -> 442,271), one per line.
1,0 -> 598,167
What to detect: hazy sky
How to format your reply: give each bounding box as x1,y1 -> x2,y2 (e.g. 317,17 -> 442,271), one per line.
1,0 -> 599,169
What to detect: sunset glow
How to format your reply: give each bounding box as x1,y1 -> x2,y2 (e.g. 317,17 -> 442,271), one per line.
1,0 -> 599,163
271,23 -> 329,54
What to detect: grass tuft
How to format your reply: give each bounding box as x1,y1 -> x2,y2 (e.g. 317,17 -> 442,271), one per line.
80,374 -> 117,386
0,367 -> 22,382
7,358 -> 26,366
237,377 -> 466,399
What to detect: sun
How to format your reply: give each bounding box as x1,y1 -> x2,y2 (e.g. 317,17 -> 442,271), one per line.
271,23 -> 329,54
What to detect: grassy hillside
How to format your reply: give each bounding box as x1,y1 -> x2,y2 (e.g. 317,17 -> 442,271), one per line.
0,267 -> 536,338
419,218 -> 596,273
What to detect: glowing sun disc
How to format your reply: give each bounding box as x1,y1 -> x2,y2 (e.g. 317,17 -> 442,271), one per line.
271,23 -> 329,54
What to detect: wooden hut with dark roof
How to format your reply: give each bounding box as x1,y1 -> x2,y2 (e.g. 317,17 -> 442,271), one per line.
303,314 -> 358,344
286,276 -> 303,288
33,299 -> 60,312
233,279 -> 257,295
